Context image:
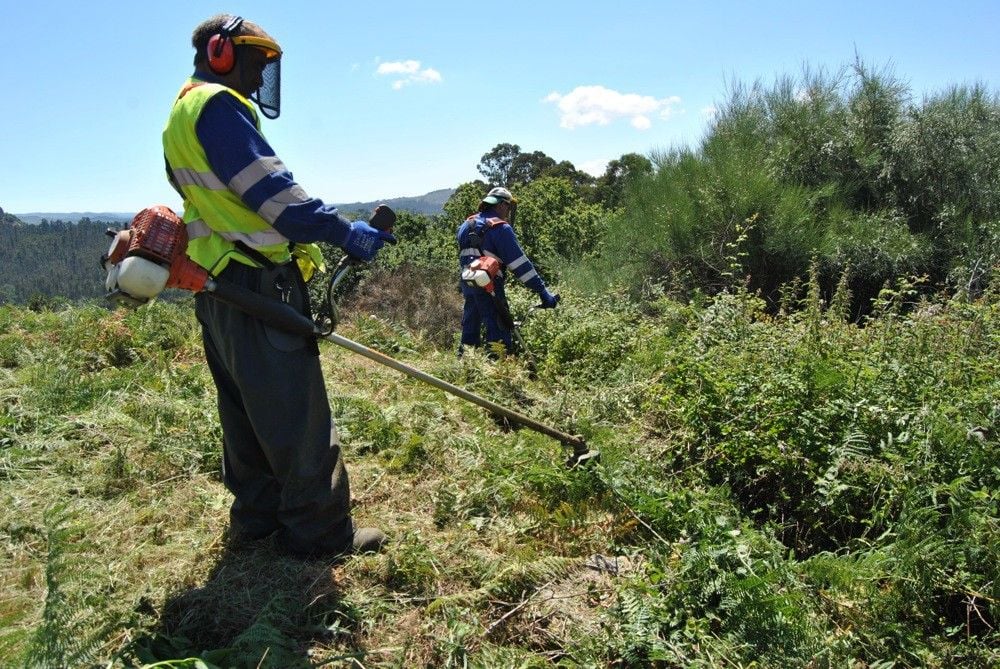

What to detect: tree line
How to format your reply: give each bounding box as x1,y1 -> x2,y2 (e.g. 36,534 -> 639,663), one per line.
369,63 -> 1000,322
0,217 -> 123,306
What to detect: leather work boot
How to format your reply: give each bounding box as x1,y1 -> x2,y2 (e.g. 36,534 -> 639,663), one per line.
352,527 -> 387,554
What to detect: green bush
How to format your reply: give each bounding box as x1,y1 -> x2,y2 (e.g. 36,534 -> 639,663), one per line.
592,60 -> 1000,311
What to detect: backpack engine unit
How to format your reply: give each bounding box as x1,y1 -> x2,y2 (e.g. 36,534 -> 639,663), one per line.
102,205 -> 208,306
461,255 -> 502,293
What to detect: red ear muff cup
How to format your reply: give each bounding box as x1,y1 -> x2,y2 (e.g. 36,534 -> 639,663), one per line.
207,34 -> 235,74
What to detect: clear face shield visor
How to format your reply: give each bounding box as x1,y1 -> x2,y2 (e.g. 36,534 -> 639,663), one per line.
495,197 -> 518,226
234,36 -> 282,119
253,58 -> 281,119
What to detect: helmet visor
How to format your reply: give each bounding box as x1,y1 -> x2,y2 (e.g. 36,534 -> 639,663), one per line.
233,36 -> 282,119
252,58 -> 281,119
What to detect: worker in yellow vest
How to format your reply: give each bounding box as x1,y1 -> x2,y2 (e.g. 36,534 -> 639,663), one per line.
162,14 -> 394,558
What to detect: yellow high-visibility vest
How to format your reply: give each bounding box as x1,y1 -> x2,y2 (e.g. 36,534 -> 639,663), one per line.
162,78 -> 323,279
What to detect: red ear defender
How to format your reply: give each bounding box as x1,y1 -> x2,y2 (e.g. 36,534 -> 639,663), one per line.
206,15 -> 243,75
207,33 -> 235,74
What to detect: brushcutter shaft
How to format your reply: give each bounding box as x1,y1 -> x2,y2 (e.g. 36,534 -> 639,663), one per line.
205,277 -> 586,449
322,331 -> 588,450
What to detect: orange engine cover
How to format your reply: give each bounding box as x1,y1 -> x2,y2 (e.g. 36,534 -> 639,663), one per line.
126,205 -> 208,292
128,205 -> 188,265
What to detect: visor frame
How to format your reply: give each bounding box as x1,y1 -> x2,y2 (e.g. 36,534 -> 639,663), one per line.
232,35 -> 282,60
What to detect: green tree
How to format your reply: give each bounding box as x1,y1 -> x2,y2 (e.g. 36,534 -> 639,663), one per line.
512,176 -> 608,280
587,61 -> 1000,309
592,152 -> 653,209
476,143 -> 522,186
509,150 -> 557,184
478,144 -> 596,192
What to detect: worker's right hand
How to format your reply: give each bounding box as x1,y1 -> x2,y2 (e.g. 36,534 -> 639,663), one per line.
539,289 -> 560,309
343,220 -> 397,262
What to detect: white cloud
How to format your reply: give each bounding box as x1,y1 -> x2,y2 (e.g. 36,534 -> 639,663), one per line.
376,60 -> 442,89
543,85 -> 682,130
631,116 -> 652,130
701,104 -> 718,119
578,159 -> 608,177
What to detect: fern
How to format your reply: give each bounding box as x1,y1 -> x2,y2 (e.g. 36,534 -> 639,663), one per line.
718,573 -> 811,658
816,429 -> 871,506
613,585 -> 672,666
23,504 -> 111,669
226,595 -> 304,669
428,555 -> 580,613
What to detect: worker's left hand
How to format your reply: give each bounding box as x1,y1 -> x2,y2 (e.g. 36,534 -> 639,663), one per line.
539,289 -> 560,309
343,220 -> 397,262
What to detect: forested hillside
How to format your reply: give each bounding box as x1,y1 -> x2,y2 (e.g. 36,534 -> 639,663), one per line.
2,62 -> 998,667
0,217 -> 123,305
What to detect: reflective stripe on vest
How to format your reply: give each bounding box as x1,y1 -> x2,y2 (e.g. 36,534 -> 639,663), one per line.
162,78 -> 320,275
186,219 -> 290,248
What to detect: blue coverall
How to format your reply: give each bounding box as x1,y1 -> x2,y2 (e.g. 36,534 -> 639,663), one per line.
456,208 -> 550,352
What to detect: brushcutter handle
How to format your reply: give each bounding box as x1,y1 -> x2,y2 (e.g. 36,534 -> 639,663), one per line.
322,204 -> 399,333
368,204 -> 397,243
330,203 -> 398,287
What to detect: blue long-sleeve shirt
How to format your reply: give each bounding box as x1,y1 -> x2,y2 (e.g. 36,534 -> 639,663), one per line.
457,209 -> 547,296
188,71 -> 352,247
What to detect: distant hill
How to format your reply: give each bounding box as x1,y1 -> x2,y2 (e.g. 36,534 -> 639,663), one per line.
334,188 -> 454,217
0,189 -> 456,304
0,207 -> 23,226
11,211 -> 135,225
9,188 -> 455,225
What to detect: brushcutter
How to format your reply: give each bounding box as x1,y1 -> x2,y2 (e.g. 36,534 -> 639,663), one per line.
102,205 -> 599,468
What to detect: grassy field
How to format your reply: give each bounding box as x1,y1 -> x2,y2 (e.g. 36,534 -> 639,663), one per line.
1,272 -> 998,667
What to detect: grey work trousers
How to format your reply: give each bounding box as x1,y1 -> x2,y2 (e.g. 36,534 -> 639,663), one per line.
195,260 -> 354,555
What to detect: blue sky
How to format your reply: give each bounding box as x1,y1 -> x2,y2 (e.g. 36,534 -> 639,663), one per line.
2,0 -> 998,214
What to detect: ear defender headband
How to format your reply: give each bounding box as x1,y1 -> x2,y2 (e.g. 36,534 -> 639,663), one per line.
206,15 -> 245,75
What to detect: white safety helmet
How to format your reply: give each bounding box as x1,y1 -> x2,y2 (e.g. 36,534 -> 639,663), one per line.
481,186 -> 516,206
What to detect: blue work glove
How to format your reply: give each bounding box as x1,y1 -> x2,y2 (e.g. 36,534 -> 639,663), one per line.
539,289 -> 560,309
343,220 -> 397,262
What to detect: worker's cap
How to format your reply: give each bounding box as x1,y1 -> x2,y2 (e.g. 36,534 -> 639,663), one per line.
482,186 -> 516,205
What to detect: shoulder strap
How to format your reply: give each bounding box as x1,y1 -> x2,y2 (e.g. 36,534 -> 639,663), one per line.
463,214 -> 509,264
233,240 -> 277,269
